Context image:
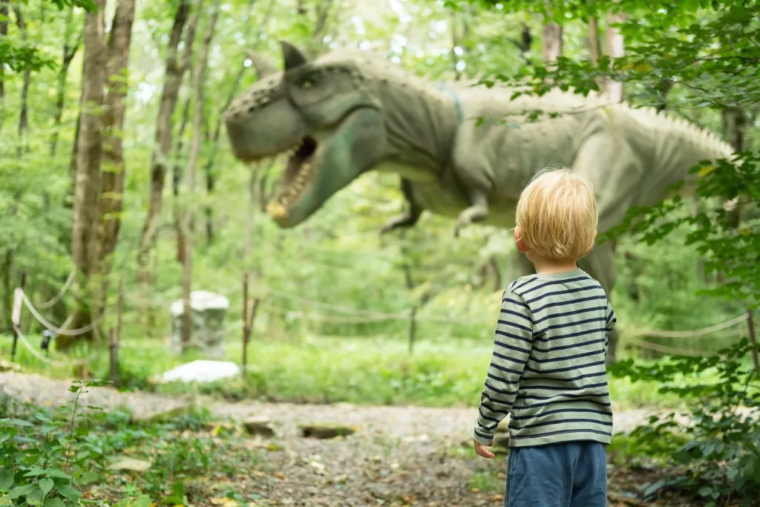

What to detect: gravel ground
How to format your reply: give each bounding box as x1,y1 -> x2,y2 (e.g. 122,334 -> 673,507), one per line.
0,372 -> 675,506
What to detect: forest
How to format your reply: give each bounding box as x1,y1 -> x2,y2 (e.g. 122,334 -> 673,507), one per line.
0,0 -> 759,505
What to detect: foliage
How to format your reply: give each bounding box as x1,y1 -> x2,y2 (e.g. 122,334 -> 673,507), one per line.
609,339 -> 760,505
457,0 -> 760,501
0,380 -> 99,506
0,381 -> 243,506
605,155 -> 760,306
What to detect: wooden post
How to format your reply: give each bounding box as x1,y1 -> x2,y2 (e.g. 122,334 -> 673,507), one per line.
748,309 -> 759,370
242,272 -> 250,377
109,327 -> 119,386
10,271 -> 26,361
408,306 -> 417,355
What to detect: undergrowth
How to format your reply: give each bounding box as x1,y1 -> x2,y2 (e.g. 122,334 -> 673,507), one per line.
0,382 -> 258,506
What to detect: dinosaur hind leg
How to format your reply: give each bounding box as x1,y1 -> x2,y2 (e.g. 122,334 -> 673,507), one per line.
578,242 -> 619,364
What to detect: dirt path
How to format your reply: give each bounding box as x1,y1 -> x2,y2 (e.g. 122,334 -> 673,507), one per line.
0,372 -> 666,506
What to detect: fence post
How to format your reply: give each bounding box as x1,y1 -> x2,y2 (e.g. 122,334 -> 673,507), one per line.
109,327 -> 119,387
748,309 -> 759,370
242,273 -> 250,377
10,271 -> 27,361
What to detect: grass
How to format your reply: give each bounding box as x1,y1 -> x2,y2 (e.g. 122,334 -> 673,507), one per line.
0,332 -> 702,410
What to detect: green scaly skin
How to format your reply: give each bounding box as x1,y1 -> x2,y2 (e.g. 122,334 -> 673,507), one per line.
224,41 -> 734,362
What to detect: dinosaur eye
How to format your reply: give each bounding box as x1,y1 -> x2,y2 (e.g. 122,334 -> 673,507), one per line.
300,77 -> 316,89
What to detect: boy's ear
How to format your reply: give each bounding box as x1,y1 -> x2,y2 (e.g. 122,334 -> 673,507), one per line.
514,227 -> 529,254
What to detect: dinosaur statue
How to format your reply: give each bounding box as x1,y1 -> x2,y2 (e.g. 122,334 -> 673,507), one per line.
224,41 -> 734,362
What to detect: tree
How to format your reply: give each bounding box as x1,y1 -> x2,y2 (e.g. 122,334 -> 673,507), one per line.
50,7 -> 82,158
67,0 -> 106,348
180,0 -> 220,349
97,0 -> 136,307
136,0 -> 200,297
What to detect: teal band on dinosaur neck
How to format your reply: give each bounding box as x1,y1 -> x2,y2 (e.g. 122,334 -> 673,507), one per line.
435,82 -> 464,124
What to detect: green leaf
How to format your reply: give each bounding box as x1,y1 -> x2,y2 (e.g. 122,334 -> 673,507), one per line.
44,470 -> 70,480
39,479 -> 53,497
133,495 -> 153,507
0,470 -> 13,490
5,484 -> 36,500
44,498 -> 65,507
55,485 -> 81,503
4,419 -> 34,427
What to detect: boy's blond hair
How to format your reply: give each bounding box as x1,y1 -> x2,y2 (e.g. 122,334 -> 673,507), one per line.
515,168 -> 598,262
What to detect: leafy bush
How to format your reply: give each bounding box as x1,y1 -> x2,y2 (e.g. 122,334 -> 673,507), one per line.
609,339 -> 760,506
0,381 -> 227,506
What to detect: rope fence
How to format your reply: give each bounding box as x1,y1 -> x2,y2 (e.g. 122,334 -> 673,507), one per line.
5,268 -> 759,377
12,324 -> 99,367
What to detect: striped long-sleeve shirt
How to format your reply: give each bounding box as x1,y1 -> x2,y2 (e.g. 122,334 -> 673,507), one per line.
474,268 -> 617,448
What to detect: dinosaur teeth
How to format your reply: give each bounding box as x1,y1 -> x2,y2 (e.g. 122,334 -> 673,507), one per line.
266,202 -> 288,219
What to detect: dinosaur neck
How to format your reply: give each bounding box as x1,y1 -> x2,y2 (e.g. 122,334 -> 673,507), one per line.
365,65 -> 461,182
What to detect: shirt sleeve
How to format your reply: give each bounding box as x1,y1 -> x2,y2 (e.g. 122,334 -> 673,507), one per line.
604,300 -> 617,358
473,288 -> 534,445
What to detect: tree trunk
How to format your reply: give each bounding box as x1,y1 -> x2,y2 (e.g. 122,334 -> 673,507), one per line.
65,114 -> 81,209
588,16 -> 601,67
173,95 -> 191,263
450,12 -> 462,80
203,154 -> 215,246
541,6 -> 562,63
200,0 -> 274,247
50,9 -> 82,158
604,11 -> 625,103
180,0 -> 220,350
64,0 -> 107,350
13,4 -> 31,156
0,0 -> 8,128
312,0 -> 335,47
136,0 -> 199,287
98,0 -> 136,311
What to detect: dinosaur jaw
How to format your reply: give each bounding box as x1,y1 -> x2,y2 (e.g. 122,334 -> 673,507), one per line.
255,107 -> 386,228
265,135 -> 319,221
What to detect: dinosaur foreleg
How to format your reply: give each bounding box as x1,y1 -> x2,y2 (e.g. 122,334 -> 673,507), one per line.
454,188 -> 489,237
380,178 -> 422,234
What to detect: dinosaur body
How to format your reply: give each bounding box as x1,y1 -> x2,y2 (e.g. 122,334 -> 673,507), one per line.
224,42 -> 734,362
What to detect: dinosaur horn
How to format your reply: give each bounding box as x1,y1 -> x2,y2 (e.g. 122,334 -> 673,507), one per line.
280,40 -> 308,70
246,51 -> 278,78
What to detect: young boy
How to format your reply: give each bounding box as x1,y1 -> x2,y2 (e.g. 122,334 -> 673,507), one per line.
473,168 -> 616,507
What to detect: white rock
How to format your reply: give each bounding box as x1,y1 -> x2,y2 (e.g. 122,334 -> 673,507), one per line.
154,360 -> 240,384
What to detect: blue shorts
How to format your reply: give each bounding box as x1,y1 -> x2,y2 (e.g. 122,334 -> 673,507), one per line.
505,441 -> 607,507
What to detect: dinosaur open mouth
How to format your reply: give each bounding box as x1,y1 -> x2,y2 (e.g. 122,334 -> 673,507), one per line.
265,135 -> 318,219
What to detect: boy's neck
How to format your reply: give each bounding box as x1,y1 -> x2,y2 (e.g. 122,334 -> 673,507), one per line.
531,257 -> 578,275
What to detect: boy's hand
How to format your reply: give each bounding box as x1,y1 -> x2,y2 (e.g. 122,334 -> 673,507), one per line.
474,440 -> 495,459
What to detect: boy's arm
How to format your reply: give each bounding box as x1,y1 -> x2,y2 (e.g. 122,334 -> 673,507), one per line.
604,300 -> 617,358
473,288 -> 533,445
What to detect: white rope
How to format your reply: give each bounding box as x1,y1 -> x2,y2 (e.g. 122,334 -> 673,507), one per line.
264,304 -> 408,323
12,324 -> 100,367
626,313 -> 749,339
20,290 -> 104,337
627,337 -> 716,357
263,289 -> 408,319
34,268 -> 76,309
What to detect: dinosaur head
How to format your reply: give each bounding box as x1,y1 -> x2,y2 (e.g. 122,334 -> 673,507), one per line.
224,41 -> 385,227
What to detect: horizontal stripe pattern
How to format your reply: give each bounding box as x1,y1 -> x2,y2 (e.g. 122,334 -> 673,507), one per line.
474,268 -> 617,448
